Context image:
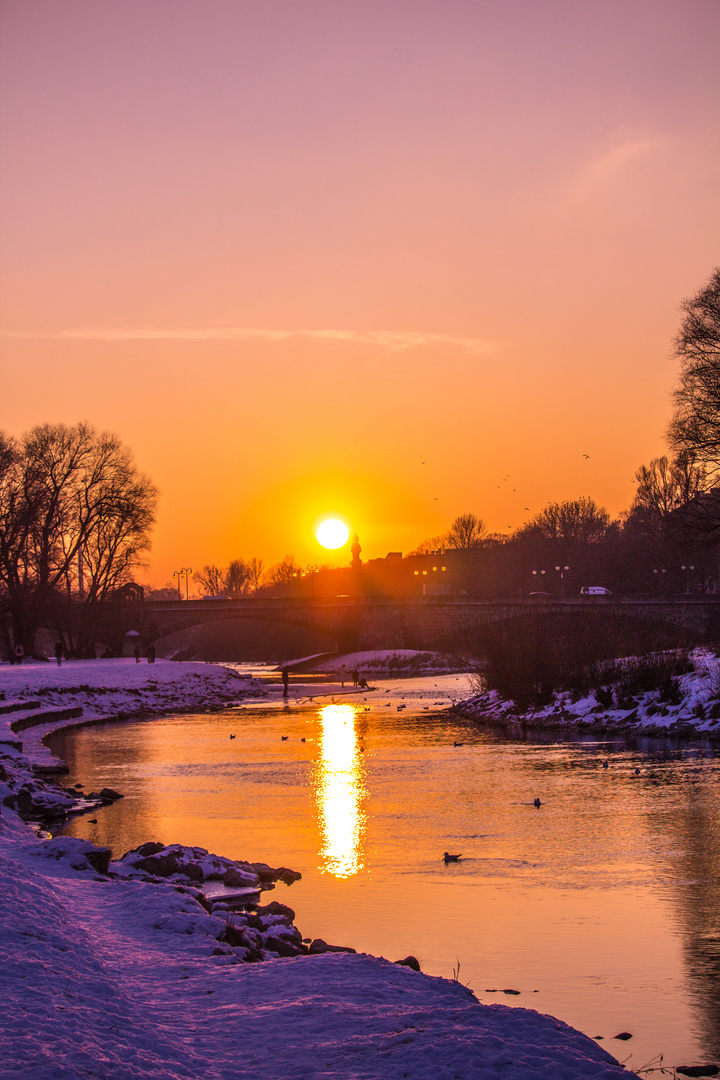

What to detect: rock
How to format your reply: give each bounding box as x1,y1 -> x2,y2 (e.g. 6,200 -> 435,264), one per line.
613,1032 -> 633,1041
220,923 -> 246,948
99,787 -> 124,802
395,955 -> 421,972
133,852 -> 182,876
308,938 -> 356,955
264,935 -> 304,957
250,862 -> 277,883
85,846 -> 111,874
277,867 -> 302,885
129,841 -> 165,858
676,1068 -> 720,1078
257,901 -> 295,921
224,867 -> 259,887
31,837 -> 111,875
503,989 -> 521,995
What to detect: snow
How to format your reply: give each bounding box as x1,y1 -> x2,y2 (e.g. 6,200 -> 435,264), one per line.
0,658 -> 259,770
457,648 -> 720,740
0,659 -> 637,1078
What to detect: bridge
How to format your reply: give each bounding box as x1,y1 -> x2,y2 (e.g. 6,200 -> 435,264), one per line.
135,595 -> 720,652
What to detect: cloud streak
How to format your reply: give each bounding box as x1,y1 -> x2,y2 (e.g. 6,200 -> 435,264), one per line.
0,325 -> 501,356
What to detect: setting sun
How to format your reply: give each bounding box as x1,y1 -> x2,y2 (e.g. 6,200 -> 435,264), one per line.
316,518 -> 351,549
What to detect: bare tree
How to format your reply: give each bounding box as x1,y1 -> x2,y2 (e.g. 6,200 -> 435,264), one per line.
267,555 -> 299,585
444,513 -> 488,549
517,497 -> 612,544
0,422 -> 157,654
631,454 -> 706,520
246,556 -> 264,594
194,564 -> 228,596
408,535 -> 446,555
226,558 -> 251,598
668,267 -> 720,476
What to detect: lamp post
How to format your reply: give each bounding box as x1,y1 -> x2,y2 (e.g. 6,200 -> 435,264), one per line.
681,564 -> 695,594
173,567 -> 193,600
532,570 -> 546,592
555,565 -> 570,600
653,568 -> 667,596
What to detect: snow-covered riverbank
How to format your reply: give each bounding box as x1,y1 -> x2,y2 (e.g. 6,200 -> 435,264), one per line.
456,648 -> 720,740
0,659 -> 637,1078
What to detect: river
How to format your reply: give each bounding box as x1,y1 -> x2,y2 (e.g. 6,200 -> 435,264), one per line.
48,673 -> 720,1074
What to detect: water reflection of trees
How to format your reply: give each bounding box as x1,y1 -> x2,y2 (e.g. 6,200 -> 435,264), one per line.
646,757 -> 720,1057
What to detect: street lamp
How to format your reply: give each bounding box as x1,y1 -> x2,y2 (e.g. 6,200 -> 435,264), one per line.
653,568 -> 667,595
555,565 -> 570,600
173,567 -> 193,600
532,570 -> 546,591
681,564 -> 696,594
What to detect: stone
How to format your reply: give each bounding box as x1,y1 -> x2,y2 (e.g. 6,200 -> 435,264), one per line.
395,955 -> 421,972
220,924 -> 246,948
250,862 -> 276,883
224,867 -> 259,887
263,935 -> 303,957
277,867 -> 302,885
676,1068 -> 720,1078
308,938 -> 356,955
257,901 -> 295,921
133,852 -> 182,876
129,841 -> 165,858
613,1032 -> 633,1041
85,846 -> 111,875
99,787 -> 124,802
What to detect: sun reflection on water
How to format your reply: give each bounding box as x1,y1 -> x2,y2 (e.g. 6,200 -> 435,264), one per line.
315,703 -> 367,877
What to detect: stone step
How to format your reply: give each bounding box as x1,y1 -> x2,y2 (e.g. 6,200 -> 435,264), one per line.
0,700 -> 41,715
0,736 -> 23,751
10,705 -> 83,732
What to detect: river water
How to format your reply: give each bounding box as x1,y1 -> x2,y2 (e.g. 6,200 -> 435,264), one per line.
48,676 -> 720,1074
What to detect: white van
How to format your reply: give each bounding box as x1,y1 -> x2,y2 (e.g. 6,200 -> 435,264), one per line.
580,586 -> 613,596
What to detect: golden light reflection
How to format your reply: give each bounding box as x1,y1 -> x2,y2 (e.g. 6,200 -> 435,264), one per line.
315,704 -> 367,877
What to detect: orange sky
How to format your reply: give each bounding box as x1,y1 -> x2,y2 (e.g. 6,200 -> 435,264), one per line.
1,1 -> 719,585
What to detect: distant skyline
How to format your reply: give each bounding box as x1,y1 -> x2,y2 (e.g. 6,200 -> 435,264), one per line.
1,0 -> 719,584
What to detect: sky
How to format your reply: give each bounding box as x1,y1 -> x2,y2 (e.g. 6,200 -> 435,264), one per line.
1,0 -> 719,585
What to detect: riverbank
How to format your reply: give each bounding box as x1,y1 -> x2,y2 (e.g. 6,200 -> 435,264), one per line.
456,648 -> 720,740
0,659 -> 637,1079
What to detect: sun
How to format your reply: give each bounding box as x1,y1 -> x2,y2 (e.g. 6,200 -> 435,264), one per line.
316,517 -> 351,550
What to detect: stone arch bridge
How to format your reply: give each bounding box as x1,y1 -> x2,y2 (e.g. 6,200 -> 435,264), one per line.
135,596 -> 720,653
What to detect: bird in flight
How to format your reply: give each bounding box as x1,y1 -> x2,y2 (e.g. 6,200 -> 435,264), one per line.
582,454 -> 589,459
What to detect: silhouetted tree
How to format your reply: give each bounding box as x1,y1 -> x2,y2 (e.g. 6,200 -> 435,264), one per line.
410,513 -> 487,555
195,564 -> 227,596
669,267 -> 720,476
445,513 -> 488,549
246,556 -> 264,594
226,558 -> 251,597
516,497 -> 612,544
0,422 -> 157,654
267,555 -> 300,585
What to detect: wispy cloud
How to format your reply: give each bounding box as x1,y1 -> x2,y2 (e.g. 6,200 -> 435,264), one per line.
562,131 -> 669,209
581,134 -> 668,189
0,325 -> 501,356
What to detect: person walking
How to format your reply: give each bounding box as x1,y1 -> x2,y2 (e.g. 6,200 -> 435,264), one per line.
54,641 -> 63,667
134,644 -> 141,664
14,644 -> 24,665
351,667 -> 359,688
147,643 -> 156,664
281,667 -> 289,698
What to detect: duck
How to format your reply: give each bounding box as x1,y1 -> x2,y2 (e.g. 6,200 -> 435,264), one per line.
229,734 -> 236,739
533,797 -> 542,808
453,741 -> 464,747
443,851 -> 462,863
281,735 -> 288,741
